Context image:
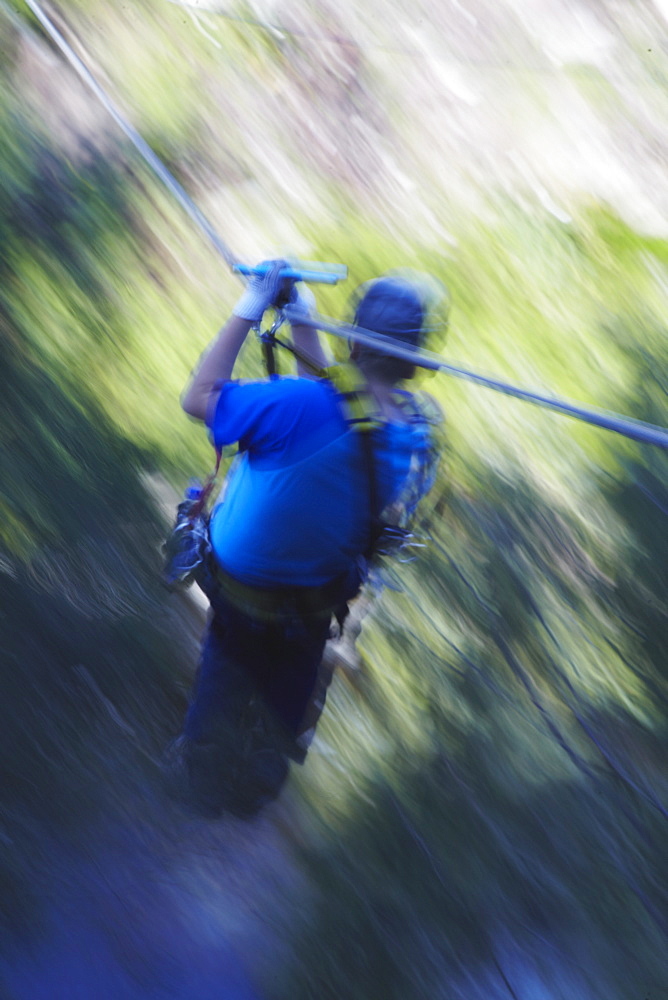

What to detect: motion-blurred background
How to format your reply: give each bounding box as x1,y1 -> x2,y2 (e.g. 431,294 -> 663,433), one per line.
1,1 -> 667,997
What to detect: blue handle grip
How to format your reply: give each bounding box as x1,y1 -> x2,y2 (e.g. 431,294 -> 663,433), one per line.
233,263 -> 347,285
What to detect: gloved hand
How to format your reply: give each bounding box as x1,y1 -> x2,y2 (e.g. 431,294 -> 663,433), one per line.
233,259 -> 294,322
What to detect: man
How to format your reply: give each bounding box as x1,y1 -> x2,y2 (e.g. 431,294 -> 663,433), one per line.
176,261 -> 443,818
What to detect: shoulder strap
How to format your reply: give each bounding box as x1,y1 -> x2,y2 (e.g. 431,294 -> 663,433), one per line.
358,420 -> 380,559
320,363 -> 383,432
251,345 -> 386,557
321,363 -> 384,559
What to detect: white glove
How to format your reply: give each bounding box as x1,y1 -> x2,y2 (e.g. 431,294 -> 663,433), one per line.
233,259 -> 292,322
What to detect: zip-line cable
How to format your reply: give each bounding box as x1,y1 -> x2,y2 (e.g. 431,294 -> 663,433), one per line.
283,309 -> 668,449
19,0 -> 668,450
22,0 -> 241,269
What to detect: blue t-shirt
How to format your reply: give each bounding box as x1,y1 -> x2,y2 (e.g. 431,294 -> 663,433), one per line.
206,376 -> 434,587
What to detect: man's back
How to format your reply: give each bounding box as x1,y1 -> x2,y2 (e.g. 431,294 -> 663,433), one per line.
208,374 -> 434,587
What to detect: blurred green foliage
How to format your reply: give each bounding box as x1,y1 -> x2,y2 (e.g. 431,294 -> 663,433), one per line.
1,2 -> 667,997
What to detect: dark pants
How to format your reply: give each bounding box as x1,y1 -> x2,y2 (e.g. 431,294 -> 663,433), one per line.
183,591 -> 332,749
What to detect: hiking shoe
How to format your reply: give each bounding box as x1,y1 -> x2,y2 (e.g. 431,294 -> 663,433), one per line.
228,748 -> 290,819
185,740 -> 230,818
162,736 -> 232,819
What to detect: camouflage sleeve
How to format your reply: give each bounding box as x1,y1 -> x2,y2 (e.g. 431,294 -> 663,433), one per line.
405,390 -> 446,521
378,390 -> 445,537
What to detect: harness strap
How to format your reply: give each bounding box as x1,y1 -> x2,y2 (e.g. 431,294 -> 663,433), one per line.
317,362 -> 387,560
271,334 -> 326,378
211,561 -> 358,622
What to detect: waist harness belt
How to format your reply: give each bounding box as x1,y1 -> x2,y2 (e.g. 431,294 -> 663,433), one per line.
211,562 -> 359,623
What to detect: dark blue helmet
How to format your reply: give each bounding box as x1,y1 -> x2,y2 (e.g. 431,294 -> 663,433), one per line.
353,276 -> 426,346
350,271 -> 449,381
353,270 -> 449,342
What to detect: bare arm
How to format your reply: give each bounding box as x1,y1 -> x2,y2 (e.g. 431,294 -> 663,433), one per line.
290,321 -> 332,377
181,315 -> 253,421
182,259 -> 301,418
